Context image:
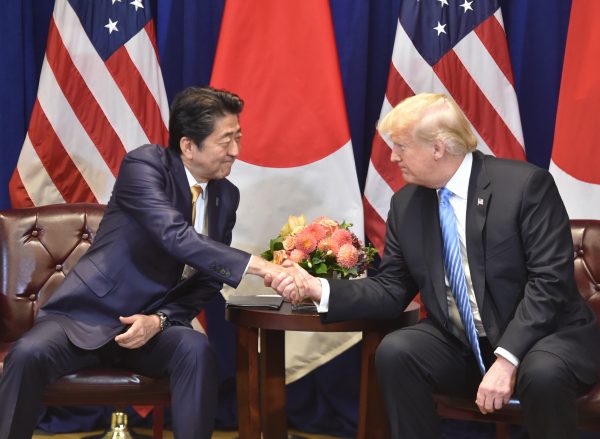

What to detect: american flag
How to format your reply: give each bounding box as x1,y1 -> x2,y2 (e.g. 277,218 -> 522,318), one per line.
364,0 -> 525,254
9,0 -> 169,208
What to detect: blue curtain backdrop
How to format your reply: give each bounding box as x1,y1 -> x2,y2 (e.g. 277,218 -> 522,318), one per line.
0,0 -> 572,436
0,0 -> 571,208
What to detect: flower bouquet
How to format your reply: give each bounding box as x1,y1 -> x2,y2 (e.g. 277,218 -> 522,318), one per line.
262,215 -> 377,279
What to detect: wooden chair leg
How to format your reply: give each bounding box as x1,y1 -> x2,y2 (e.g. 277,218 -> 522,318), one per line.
152,405 -> 164,439
495,422 -> 510,439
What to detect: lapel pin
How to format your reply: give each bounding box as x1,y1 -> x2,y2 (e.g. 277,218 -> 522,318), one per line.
477,198 -> 484,206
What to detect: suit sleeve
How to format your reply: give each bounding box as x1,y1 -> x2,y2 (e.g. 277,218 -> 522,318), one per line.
498,169 -> 577,359
324,194 -> 419,322
113,149 -> 250,288
156,275 -> 223,326
155,188 -> 240,325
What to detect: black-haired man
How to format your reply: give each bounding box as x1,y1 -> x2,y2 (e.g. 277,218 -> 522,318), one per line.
0,87 -> 301,439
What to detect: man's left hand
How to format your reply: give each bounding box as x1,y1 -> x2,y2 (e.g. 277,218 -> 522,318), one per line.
114,314 -> 161,349
476,356 -> 517,414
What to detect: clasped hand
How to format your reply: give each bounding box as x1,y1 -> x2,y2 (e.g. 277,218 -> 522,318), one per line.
265,260 -> 321,304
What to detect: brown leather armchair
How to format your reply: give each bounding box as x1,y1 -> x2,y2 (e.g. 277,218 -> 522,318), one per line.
434,220 -> 600,438
0,203 -> 170,439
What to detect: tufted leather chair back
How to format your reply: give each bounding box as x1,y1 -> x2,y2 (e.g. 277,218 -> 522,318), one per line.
571,220 -> 600,330
0,203 -> 105,343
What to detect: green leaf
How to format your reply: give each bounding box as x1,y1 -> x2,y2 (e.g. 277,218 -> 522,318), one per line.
270,237 -> 284,251
261,250 -> 273,261
339,220 -> 352,229
314,262 -> 328,274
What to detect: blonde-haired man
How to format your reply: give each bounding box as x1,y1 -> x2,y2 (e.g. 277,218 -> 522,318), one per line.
271,93 -> 599,438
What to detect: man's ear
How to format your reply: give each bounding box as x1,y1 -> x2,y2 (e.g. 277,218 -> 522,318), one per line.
180,137 -> 194,159
433,139 -> 447,160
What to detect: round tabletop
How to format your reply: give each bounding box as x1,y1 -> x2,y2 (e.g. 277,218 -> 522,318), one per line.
225,300 -> 420,332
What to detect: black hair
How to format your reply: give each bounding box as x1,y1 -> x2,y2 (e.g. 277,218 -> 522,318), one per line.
168,86 -> 244,153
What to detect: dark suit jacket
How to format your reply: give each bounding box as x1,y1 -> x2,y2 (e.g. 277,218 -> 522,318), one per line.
39,144 -> 251,349
325,151 -> 599,384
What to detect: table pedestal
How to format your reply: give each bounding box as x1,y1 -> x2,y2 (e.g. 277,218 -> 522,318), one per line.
227,301 -> 420,439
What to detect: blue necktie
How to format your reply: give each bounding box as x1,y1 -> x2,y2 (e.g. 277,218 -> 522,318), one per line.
438,187 -> 486,375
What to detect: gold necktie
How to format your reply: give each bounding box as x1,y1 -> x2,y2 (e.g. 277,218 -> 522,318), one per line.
191,185 -> 203,225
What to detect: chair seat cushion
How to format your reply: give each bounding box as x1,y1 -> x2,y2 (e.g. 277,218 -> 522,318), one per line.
2,342 -> 170,407
434,381 -> 600,427
577,381 -> 600,418
43,369 -> 171,406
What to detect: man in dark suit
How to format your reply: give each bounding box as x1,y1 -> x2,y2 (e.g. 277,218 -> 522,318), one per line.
0,86 -> 301,439
270,93 -> 600,438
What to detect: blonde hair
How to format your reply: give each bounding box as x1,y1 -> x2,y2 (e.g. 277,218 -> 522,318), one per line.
378,93 -> 477,155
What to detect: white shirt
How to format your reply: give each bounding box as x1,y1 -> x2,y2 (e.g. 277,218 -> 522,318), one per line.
441,153 -> 485,338
184,166 -> 208,234
182,165 -> 251,276
317,153 -> 519,367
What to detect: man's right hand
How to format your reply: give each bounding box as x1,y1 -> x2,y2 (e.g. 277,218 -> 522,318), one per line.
266,260 -> 322,304
247,255 -> 308,300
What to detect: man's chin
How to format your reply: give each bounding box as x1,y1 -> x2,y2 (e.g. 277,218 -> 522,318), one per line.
400,171 -> 413,183
216,167 -> 233,179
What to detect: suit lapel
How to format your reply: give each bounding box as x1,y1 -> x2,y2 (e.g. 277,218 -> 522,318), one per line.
166,148 -> 193,223
206,180 -> 223,240
422,188 -> 450,322
465,151 -> 491,313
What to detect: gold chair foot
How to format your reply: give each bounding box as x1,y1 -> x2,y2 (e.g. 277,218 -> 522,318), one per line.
82,411 -> 151,439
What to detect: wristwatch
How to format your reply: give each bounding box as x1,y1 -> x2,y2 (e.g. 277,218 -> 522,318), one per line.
155,311 -> 170,332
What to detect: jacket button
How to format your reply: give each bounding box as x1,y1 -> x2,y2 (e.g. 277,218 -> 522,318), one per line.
28,294 -> 37,301
82,233 -> 89,240
56,264 -> 63,271
31,230 -> 39,237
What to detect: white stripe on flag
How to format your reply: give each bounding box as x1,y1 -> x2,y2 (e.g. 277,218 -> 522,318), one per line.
125,28 -> 170,128
453,33 -> 524,147
391,19 -> 446,95
377,98 -> 394,141
16,135 -> 65,206
390,20 -> 494,156
549,160 -> 600,219
53,0 -> 150,151
494,9 -> 505,29
364,161 -> 395,221
38,56 -> 116,201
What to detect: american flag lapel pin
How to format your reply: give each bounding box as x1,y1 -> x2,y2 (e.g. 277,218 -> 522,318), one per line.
477,198 -> 484,206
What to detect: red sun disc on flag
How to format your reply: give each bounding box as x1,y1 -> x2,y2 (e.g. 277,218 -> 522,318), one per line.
211,1 -> 350,168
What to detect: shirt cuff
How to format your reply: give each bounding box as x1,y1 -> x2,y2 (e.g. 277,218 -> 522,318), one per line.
315,278 -> 330,313
242,255 -> 252,276
494,347 -> 520,367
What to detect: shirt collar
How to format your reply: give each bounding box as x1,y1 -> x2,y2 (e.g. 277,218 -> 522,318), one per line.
183,165 -> 208,200
443,152 -> 473,200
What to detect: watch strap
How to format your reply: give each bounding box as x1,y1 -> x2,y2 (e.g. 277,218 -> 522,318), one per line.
155,311 -> 169,331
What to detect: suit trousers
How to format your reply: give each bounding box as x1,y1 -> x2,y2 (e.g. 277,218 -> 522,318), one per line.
0,318 -> 218,439
375,320 -> 586,439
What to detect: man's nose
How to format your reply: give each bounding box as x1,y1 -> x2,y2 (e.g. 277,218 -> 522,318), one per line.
229,139 -> 240,157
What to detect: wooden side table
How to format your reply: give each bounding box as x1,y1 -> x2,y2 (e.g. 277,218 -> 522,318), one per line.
226,301 -> 420,439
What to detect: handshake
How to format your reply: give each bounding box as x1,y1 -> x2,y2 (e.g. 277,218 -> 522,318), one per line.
248,255 -> 323,305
